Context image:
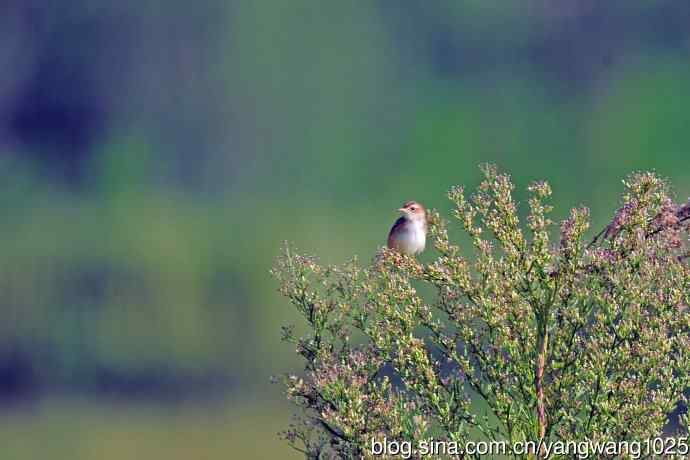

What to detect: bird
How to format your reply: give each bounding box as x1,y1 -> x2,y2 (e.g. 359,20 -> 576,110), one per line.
387,201 -> 427,255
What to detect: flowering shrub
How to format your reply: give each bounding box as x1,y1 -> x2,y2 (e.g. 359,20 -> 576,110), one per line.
272,165 -> 690,459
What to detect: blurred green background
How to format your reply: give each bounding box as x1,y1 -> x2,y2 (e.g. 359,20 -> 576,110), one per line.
1,1 -> 689,458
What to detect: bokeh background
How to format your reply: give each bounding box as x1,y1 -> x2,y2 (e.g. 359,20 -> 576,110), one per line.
1,1 -> 689,458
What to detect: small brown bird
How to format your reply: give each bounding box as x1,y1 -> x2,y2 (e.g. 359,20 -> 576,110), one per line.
387,201 -> 427,255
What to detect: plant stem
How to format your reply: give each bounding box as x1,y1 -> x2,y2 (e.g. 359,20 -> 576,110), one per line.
535,322 -> 548,455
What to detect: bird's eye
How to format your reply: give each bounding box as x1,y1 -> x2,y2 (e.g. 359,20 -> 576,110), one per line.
410,206 -> 416,211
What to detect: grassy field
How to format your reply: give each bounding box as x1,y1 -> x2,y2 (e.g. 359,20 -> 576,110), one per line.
0,397 -> 300,460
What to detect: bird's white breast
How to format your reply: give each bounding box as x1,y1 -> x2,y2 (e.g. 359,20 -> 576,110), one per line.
396,219 -> 426,254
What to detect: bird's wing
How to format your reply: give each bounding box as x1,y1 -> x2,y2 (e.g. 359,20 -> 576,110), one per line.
387,217 -> 407,249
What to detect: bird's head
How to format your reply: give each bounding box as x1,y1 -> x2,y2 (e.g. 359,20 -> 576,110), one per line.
398,201 -> 426,221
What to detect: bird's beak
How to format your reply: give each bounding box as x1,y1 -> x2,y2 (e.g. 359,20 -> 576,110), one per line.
397,207 -> 406,213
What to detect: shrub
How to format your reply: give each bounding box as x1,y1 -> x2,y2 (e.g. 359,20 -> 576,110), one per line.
272,165 -> 690,459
